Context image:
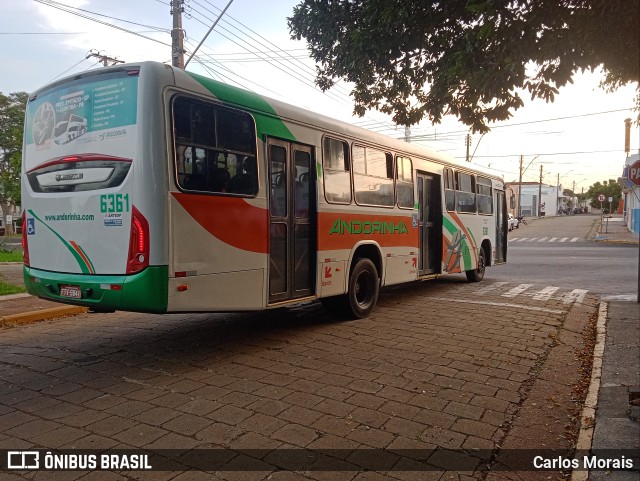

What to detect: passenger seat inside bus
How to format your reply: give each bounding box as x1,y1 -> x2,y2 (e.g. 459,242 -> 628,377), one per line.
229,157 -> 257,195
210,168 -> 230,193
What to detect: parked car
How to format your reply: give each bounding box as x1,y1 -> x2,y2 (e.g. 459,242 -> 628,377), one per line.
508,213 -> 519,231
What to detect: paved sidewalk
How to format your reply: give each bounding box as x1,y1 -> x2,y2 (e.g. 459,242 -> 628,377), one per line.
589,300 -> 640,481
592,214 -> 640,244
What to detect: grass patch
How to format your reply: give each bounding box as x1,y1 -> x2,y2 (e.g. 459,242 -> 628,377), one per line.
0,250 -> 23,262
0,280 -> 25,296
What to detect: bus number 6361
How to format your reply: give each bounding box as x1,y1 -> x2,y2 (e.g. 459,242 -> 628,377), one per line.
100,193 -> 130,214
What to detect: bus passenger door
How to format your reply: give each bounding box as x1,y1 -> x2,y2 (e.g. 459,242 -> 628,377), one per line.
495,189 -> 507,263
417,172 -> 442,275
267,139 -> 315,303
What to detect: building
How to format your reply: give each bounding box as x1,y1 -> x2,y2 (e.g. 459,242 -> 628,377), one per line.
622,153 -> 640,234
505,182 -> 564,217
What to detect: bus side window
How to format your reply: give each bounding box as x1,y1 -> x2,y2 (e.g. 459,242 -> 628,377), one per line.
444,168 -> 456,211
323,137 -> 351,204
477,176 -> 493,214
396,156 -> 414,209
456,172 -> 476,213
172,95 -> 257,196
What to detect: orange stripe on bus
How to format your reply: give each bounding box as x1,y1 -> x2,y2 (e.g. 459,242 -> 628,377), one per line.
70,241 -> 95,274
172,193 -> 268,253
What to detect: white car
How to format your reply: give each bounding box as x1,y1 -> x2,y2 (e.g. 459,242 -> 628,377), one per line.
508,213 -> 519,231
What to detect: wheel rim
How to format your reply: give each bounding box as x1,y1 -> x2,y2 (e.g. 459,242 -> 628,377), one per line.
355,271 -> 373,307
478,252 -> 486,274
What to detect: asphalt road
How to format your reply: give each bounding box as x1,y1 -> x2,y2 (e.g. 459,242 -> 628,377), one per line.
497,214 -> 638,300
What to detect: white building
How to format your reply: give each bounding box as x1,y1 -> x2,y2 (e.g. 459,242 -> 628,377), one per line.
506,182 -> 564,217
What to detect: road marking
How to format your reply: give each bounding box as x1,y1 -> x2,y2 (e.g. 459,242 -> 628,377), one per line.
559,237 -> 569,242
549,237 -> 557,242
602,294 -> 636,301
476,281 -> 509,295
502,284 -> 533,298
537,237 -> 548,242
528,237 -> 538,242
570,237 -> 580,242
562,289 -> 589,304
533,286 -> 560,301
431,297 -> 565,314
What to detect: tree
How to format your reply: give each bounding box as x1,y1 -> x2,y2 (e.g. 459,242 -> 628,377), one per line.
289,0 -> 640,132
586,179 -> 622,211
0,91 -> 28,235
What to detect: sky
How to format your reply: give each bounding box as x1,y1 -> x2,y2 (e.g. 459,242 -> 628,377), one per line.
2,0 -> 639,194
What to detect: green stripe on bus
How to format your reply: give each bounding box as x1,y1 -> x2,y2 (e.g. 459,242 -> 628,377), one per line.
187,72 -> 296,141
462,240 -> 472,269
443,216 -> 456,235
23,265 -> 169,313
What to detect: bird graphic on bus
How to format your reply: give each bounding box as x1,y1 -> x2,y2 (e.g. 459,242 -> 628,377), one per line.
443,230 -> 465,273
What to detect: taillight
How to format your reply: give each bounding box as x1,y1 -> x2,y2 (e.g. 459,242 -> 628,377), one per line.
22,211 -> 30,267
127,206 -> 149,274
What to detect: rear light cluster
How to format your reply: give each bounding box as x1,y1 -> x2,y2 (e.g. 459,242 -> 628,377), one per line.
127,206 -> 150,274
22,211 -> 29,267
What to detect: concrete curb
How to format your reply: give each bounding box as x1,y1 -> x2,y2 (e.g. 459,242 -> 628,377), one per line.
1,305 -> 88,327
571,301 -> 607,481
592,238 -> 639,245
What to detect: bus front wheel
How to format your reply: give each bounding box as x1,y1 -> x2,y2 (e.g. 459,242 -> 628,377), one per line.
465,248 -> 486,282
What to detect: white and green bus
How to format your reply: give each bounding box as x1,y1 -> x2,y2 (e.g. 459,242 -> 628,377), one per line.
22,62 -> 507,318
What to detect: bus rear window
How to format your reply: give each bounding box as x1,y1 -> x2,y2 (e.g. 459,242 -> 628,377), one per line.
26,154 -> 132,193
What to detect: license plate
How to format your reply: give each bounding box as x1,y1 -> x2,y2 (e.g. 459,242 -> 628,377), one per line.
60,285 -> 81,299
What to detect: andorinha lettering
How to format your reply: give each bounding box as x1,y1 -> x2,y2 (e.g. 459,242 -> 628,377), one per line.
329,219 -> 409,235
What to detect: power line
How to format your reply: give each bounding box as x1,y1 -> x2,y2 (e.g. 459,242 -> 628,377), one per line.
453,148 -> 627,160
0,32 -> 89,35
47,56 -> 92,83
408,108 -> 634,141
35,0 -> 170,33
34,0 -> 172,47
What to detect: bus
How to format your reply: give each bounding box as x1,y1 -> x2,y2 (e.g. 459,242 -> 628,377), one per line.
22,61 -> 507,319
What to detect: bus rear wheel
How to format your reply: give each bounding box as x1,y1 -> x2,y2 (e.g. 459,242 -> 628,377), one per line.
465,248 -> 486,282
321,257 -> 380,319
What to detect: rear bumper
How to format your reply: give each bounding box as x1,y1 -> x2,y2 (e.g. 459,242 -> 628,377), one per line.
23,265 -> 169,313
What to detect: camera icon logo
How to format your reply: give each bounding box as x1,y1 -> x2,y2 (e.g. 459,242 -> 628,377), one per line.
7,451 -> 40,469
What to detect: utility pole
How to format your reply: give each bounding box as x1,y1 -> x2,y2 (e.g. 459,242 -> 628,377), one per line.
404,127 -> 411,143
86,50 -> 123,66
557,173 -> 560,215
538,165 -> 543,216
624,118 -> 631,158
518,155 -> 523,217
171,0 -> 185,69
